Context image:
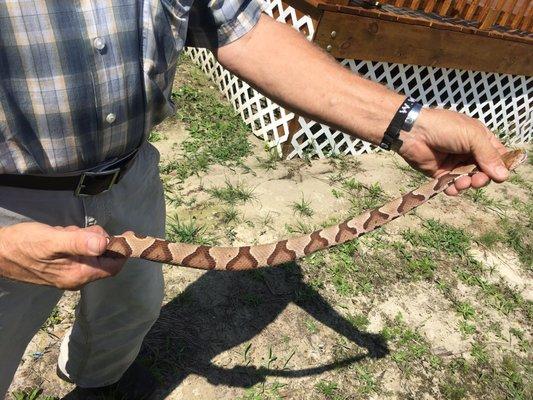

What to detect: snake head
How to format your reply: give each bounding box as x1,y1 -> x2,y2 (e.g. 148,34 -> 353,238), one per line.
502,149 -> 528,171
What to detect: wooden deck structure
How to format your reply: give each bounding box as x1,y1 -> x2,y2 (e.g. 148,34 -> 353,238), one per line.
287,0 -> 532,75
187,0 -> 532,158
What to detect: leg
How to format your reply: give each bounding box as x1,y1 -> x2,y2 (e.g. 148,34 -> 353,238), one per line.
58,143 -> 166,387
0,280 -> 62,396
0,187 -> 85,397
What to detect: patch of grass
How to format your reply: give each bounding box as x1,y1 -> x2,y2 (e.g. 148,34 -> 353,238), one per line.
465,188 -> 500,207
442,353 -> 531,399
290,196 -> 314,218
305,318 -> 318,334
476,229 -> 503,249
239,381 -> 285,400
396,161 -> 428,188
367,182 -> 385,199
285,221 -> 314,234
166,215 -> 217,245
348,182 -> 388,214
381,313 -> 431,374
406,255 -> 437,280
501,218 -> 532,270
41,306 -> 62,329
148,130 -> 166,142
12,389 -> 58,400
219,207 -> 239,224
459,320 -> 476,336
353,365 -> 379,395
341,178 -> 363,192
256,147 -> 281,171
456,259 -> 531,318
440,379 -> 467,400
207,180 -> 255,205
347,313 -> 370,331
456,301 -> 476,320
328,153 -> 362,174
402,219 -> 470,257
508,173 -> 532,191
160,58 -> 251,181
315,380 -> 338,396
470,341 -> 489,365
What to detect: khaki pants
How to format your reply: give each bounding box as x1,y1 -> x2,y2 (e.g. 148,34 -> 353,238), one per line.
0,143 -> 166,396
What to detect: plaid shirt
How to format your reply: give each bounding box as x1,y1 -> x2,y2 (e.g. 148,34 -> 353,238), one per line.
0,0 -> 262,174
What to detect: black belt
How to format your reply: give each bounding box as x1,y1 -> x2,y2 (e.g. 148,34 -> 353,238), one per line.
0,150 -> 138,196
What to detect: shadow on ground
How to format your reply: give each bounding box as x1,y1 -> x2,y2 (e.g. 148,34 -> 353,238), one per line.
125,262 -> 389,398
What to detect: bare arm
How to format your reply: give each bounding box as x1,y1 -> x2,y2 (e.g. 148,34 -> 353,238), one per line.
216,15 -> 510,196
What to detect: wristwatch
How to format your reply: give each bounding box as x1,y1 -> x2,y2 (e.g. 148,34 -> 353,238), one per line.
380,97 -> 423,151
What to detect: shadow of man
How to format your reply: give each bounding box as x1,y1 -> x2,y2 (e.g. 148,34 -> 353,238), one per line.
133,262 -> 389,397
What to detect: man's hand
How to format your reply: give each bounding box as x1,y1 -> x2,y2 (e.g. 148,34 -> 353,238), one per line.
0,222 -> 125,290
217,15 -> 510,197
398,108 -> 509,196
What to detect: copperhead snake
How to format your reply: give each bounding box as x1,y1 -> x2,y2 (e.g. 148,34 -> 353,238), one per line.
105,149 -> 527,270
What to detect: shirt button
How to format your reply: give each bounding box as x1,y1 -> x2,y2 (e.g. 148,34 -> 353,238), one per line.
93,37 -> 106,51
106,113 -> 116,124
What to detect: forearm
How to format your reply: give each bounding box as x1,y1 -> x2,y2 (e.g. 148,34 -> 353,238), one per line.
216,14 -> 413,146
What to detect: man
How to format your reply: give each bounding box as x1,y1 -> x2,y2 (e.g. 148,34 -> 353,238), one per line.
0,0 -> 510,398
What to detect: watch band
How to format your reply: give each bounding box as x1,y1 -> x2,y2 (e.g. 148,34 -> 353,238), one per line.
403,102 -> 423,132
379,97 -> 422,151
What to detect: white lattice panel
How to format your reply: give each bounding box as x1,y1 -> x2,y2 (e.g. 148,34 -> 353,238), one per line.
186,0 -> 532,159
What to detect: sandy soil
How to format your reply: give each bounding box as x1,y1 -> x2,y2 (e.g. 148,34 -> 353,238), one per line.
7,67 -> 532,400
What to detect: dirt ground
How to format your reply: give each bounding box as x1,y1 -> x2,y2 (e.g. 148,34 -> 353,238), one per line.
7,57 -> 532,400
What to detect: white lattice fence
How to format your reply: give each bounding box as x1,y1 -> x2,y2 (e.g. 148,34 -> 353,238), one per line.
186,0 -> 532,159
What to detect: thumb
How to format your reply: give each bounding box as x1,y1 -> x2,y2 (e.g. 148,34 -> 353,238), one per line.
471,139 -> 509,182
54,230 -> 109,257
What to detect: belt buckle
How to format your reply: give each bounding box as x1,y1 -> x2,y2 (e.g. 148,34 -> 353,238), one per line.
75,168 -> 121,197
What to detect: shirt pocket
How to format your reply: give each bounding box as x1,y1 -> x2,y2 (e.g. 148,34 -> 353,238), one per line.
141,0 -> 192,127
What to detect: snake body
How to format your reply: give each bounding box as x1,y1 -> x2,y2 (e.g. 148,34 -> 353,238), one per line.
105,150 -> 527,270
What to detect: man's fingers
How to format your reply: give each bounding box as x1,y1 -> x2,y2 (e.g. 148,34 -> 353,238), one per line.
53,229 -> 109,257
445,186 -> 459,196
471,137 -> 509,182
471,172 -> 490,188
454,176 -> 471,191
53,225 -> 80,231
79,255 -> 126,277
84,225 -> 109,236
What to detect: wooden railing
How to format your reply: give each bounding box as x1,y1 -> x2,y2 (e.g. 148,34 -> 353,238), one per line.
363,0 -> 532,31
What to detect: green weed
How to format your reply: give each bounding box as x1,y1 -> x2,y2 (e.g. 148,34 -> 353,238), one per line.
381,314 -> 431,374
456,301 -> 476,320
148,130 -> 166,142
41,306 -> 62,329
477,230 -> 503,249
439,379 -> 467,400
470,342 -> 489,365
290,196 -> 314,218
160,59 -> 251,181
305,318 -> 318,334
402,219 -> 470,257
315,380 -> 338,396
285,221 -> 314,234
12,389 -> 58,400
347,313 -> 370,331
220,207 -> 240,224
207,180 -> 255,205
256,147 -> 281,171
166,216 -> 216,245
459,321 -> 476,336
466,188 -> 500,207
